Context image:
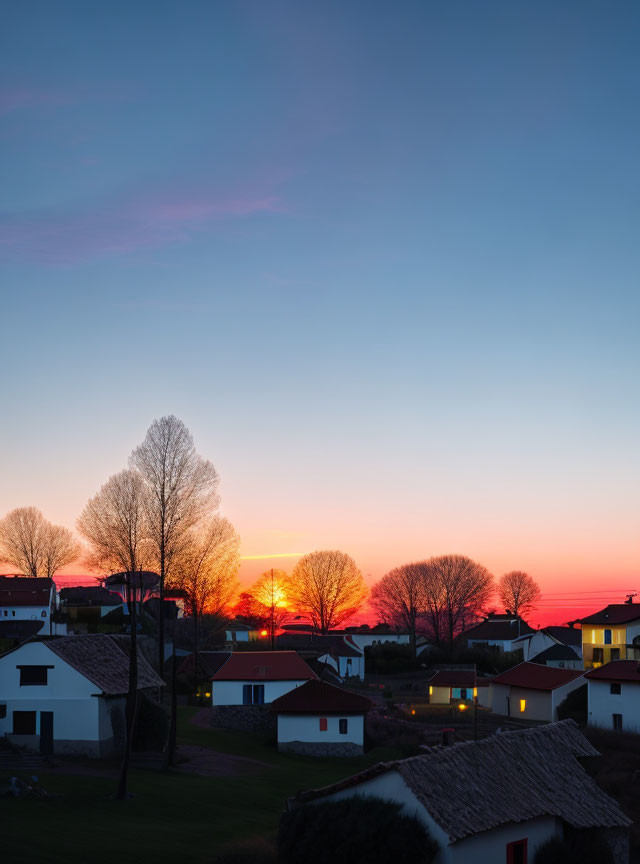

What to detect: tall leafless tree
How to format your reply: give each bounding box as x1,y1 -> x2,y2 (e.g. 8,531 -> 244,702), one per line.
419,554 -> 494,650
249,568 -> 292,649
289,550 -> 367,633
77,469 -> 150,801
130,415 -> 219,672
0,506 -> 79,578
498,570 -> 541,618
369,562 -> 423,650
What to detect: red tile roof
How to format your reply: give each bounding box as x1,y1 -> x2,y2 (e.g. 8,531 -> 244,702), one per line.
580,604 -> 640,626
0,576 -> 53,607
211,651 -> 317,681
491,662 -> 584,691
270,679 -> 373,714
428,670 -> 476,688
585,661 -> 640,683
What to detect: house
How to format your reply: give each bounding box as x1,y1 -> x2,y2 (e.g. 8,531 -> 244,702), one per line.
59,586 -> 122,628
460,612 -> 534,653
530,643 -> 582,670
289,720 -> 630,863
342,624 -> 411,651
580,602 -> 640,669
270,679 -> 373,755
224,621 -> 264,643
490,662 -> 585,722
210,651 -> 316,705
0,576 -> 56,635
513,625 -> 582,662
276,633 -> 366,680
585,661 -> 640,734
0,634 -> 164,756
427,668 -> 492,709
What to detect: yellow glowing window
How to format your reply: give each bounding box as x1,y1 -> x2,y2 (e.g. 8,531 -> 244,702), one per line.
429,685 -> 433,696
473,687 -> 477,698
520,699 -> 526,713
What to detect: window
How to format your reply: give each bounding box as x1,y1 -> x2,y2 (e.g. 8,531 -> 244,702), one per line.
319,718 -> 328,732
242,684 -> 265,705
604,629 -> 612,645
41,610 -> 47,617
18,665 -> 50,686
519,699 -> 526,713
0,705 -> 6,718
429,685 -> 433,696
13,711 -> 36,735
506,838 -> 527,864
611,683 -> 621,695
610,648 -> 620,661
593,648 -> 604,664
339,718 -> 348,734
11,610 -> 15,617
613,714 -> 623,732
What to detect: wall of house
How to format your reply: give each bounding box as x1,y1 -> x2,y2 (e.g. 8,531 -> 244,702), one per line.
278,713 -> 364,746
212,679 -> 308,705
339,654 -> 365,680
476,686 -> 491,708
519,631 -> 554,660
306,770 -> 561,864
468,638 -> 512,652
508,686 -> 552,721
546,657 -> 582,670
588,679 -> 640,734
550,677 -> 586,720
0,605 -> 50,622
489,683 -> 510,715
429,685 -> 451,704
0,641 -> 104,754
582,624 -> 639,668
349,633 -> 410,651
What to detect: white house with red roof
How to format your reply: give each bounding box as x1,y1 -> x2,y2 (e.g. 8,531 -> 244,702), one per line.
490,662 -> 585,722
210,651 -> 316,705
585,660 -> 640,734
460,612 -> 535,653
270,679 -> 373,755
0,576 -> 55,634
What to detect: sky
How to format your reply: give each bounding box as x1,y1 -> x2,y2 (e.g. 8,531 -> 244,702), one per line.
1,1 -> 639,626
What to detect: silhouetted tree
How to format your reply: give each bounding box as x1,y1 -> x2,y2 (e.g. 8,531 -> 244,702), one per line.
0,506 -> 79,578
289,550 -> 367,633
498,570 -> 541,617
250,568 -> 292,648
370,563 -> 422,650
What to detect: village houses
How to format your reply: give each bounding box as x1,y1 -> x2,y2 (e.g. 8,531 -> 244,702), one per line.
580,601 -> 640,669
209,651 -> 316,705
585,660 -> 640,734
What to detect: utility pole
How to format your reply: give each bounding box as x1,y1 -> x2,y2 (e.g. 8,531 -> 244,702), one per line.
271,568 -> 276,651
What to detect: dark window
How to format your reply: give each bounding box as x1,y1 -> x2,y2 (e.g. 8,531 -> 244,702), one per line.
11,610 -> 15,617
593,648 -> 604,664
610,648 -> 620,661
613,713 -> 623,732
604,629 -> 612,645
319,718 -> 328,731
0,705 -> 6,718
506,838 -> 527,864
41,610 -> 46,617
339,718 -> 348,734
611,683 -> 622,695
242,684 -> 265,705
13,711 -> 36,735
19,666 -> 49,686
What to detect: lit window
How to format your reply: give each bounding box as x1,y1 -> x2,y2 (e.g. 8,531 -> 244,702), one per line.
429,685 -> 433,696
519,699 -> 526,713
473,687 -> 478,698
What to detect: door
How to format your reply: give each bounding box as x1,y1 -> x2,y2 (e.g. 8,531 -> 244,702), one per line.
40,711 -> 54,755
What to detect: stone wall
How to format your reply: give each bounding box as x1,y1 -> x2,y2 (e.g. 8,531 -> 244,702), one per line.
278,740 -> 363,758
209,704 -> 275,733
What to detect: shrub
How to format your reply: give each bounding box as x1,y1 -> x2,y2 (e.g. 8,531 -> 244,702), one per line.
533,830 -> 615,864
132,694 -> 169,752
278,796 -> 438,864
365,643 -> 416,674
556,683 -> 587,724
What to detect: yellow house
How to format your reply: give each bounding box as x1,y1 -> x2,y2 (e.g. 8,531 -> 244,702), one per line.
580,603 -> 640,669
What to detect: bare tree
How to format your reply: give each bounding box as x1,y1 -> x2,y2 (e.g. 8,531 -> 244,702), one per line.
249,568 -> 292,648
77,470 -> 150,801
130,415 -> 220,671
369,563 -> 423,650
0,506 -> 79,578
420,555 -> 494,649
498,570 -> 541,618
289,550 -> 367,633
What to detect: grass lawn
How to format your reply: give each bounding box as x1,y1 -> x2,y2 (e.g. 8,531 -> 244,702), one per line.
2,708 -> 400,864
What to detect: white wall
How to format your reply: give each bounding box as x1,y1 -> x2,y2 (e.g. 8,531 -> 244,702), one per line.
212,678 -> 308,705
0,605 -> 49,622
308,769 -> 561,864
490,677 -> 585,721
588,679 -> 640,733
339,654 -> 365,680
278,714 -> 364,745
430,685 -> 451,704
0,641 -> 103,743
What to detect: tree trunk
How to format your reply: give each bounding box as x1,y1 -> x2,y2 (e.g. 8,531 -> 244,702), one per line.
117,572 -> 138,800
158,541 -> 165,673
168,645 -> 177,766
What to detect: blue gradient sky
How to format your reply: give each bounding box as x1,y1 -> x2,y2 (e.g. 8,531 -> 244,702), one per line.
1,2 -> 639,621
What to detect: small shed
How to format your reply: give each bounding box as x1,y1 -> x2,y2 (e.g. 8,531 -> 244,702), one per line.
490,662 -> 585,722
271,679 -> 373,756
